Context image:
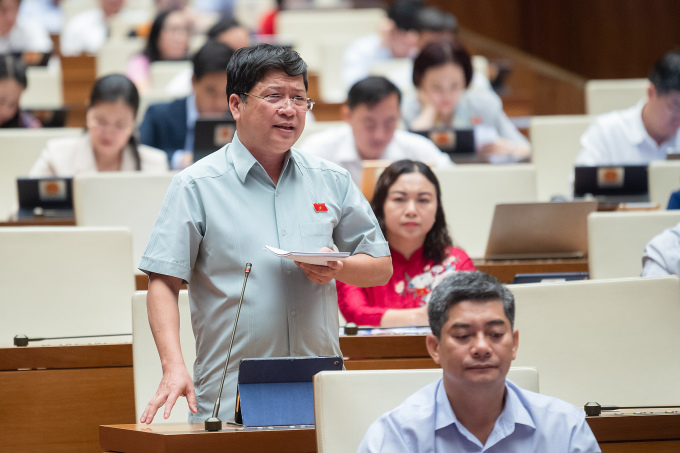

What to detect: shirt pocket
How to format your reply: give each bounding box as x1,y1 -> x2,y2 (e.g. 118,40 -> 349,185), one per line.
299,222 -> 334,252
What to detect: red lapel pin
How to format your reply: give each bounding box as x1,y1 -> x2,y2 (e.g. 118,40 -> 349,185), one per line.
313,203 -> 328,212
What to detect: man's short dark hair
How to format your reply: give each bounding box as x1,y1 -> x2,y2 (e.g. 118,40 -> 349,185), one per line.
207,17 -> 242,40
416,7 -> 457,33
347,76 -> 401,110
388,0 -> 424,31
428,272 -> 515,338
192,40 -> 234,81
649,51 -> 680,96
226,44 -> 308,101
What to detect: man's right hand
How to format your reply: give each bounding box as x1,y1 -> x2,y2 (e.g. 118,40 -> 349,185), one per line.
139,363 -> 197,424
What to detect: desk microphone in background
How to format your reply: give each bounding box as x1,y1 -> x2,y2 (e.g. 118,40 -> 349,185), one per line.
584,401 -> 680,416
14,333 -> 131,346
205,263 -> 252,432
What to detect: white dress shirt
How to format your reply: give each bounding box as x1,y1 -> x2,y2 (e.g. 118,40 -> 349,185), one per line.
299,123 -> 453,185
642,222 -> 680,277
0,17 -> 52,53
576,101 -> 680,165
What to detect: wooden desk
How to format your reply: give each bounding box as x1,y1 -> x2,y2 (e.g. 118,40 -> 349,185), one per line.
100,409 -> 680,452
474,258 -> 589,283
0,344 -> 136,453
100,423 -> 316,453
340,334 -> 436,370
0,217 -> 75,226
588,409 -> 680,452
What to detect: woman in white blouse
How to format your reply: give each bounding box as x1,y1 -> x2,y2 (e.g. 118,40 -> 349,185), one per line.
29,74 -> 168,176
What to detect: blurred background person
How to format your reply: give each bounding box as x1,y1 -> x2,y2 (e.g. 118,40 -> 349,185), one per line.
18,0 -> 63,35
0,0 -> 52,55
207,16 -> 250,50
0,54 -> 40,128
126,9 -> 191,94
29,74 -> 167,176
403,41 -> 530,163
337,159 -> 475,327
61,0 -> 150,56
300,76 -> 451,186
140,40 -> 233,167
342,0 -> 422,89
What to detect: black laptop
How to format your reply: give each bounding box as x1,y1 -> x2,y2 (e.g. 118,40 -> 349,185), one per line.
573,165 -> 649,203
193,117 -> 236,162
411,128 -> 480,163
17,177 -> 74,219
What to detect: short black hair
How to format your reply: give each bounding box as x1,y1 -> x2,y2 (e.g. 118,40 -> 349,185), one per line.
649,51 -> 680,96
388,0 -> 424,31
0,54 -> 27,88
193,40 -> 234,81
428,272 -> 515,338
207,17 -> 242,40
347,76 -> 401,110
226,44 -> 308,101
413,41 -> 473,88
416,7 -> 457,33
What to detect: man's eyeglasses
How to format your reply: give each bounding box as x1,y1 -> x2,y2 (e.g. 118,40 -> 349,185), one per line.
240,92 -> 315,112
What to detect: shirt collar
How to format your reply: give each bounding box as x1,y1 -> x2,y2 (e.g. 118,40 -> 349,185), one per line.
229,131 -> 299,184
389,245 -> 425,266
186,94 -> 199,130
435,379 -> 536,434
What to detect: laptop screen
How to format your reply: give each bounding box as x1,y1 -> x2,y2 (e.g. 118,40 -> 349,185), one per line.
17,177 -> 74,216
193,117 -> 236,162
573,165 -> 648,197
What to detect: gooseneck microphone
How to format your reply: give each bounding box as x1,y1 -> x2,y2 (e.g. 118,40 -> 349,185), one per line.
14,333 -> 131,346
205,263 -> 252,432
584,401 -> 680,416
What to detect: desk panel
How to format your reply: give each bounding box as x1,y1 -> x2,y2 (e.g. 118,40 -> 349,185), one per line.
474,258 -> 589,283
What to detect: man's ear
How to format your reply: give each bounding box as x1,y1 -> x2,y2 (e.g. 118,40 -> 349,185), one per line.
340,104 -> 351,123
229,93 -> 243,121
647,82 -> 657,101
512,329 -> 519,361
426,333 -> 441,365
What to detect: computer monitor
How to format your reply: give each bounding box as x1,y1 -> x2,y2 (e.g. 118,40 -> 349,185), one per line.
193,117 -> 236,162
411,128 -> 479,163
574,165 -> 648,202
16,177 -> 74,219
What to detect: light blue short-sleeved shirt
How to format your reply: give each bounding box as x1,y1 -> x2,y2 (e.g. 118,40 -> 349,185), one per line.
139,132 -> 390,422
358,378 -> 601,452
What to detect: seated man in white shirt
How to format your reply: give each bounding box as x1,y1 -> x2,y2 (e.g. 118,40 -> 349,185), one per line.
641,221 -> 680,277
0,0 -> 53,55
358,271 -> 601,453
299,76 -> 452,186
577,51 -> 680,165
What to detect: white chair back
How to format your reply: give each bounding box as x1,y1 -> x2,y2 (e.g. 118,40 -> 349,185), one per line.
276,9 -> 385,71
0,128 -> 82,221
588,211 -> 680,279
295,120 -> 346,147
73,173 -> 175,273
97,38 -> 145,77
433,165 -> 538,258
511,276 -> 680,407
0,227 -> 135,347
529,115 -> 593,200
20,66 -> 63,109
585,78 -> 648,115
649,160 -> 680,209
150,61 -> 193,93
318,37 -> 353,103
314,367 -> 538,453
132,290 -> 196,422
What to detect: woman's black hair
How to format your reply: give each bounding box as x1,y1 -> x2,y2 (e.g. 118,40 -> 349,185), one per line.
370,159 -> 453,263
0,54 -> 28,128
143,10 -> 187,63
412,40 -> 473,89
89,74 -> 141,170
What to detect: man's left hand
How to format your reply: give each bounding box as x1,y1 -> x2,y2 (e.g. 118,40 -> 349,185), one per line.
295,247 -> 344,284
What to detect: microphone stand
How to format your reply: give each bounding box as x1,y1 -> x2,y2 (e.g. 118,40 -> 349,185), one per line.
205,263 -> 252,432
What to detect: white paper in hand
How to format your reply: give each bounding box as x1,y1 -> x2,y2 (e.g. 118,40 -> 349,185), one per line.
263,245 -> 349,265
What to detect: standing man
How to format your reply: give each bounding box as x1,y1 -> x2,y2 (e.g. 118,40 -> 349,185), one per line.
139,44 -> 392,423
359,272 -> 600,452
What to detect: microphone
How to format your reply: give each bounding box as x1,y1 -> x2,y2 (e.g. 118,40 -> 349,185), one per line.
13,333 -> 131,347
584,401 -> 680,416
205,263 -> 252,432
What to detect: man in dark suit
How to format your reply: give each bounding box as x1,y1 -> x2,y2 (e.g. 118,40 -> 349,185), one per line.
140,40 -> 234,165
